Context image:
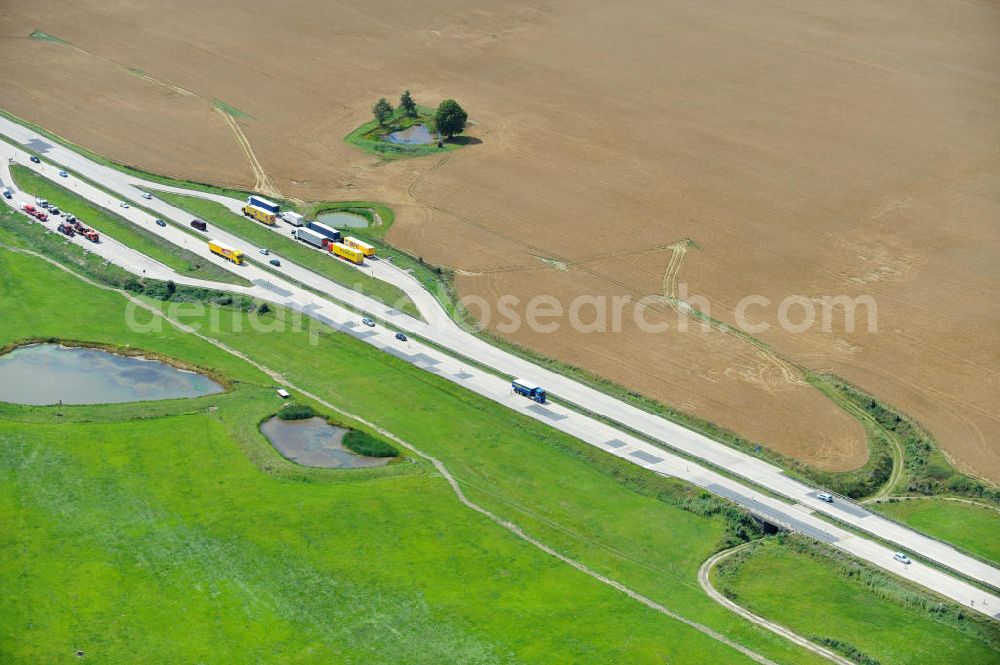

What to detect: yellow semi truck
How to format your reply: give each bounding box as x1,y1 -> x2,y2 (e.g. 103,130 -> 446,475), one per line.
208,240 -> 244,264
242,204 -> 277,226
343,235 -> 375,257
330,242 -> 364,265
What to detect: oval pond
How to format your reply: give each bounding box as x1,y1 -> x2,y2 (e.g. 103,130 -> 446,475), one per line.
260,416 -> 390,469
316,211 -> 369,228
0,344 -> 224,405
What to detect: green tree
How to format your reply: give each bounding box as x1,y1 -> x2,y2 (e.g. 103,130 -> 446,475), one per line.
372,97 -> 394,126
399,90 -> 417,117
435,99 -> 467,138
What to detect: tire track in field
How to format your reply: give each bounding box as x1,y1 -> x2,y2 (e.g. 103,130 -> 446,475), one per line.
215,108 -> 280,199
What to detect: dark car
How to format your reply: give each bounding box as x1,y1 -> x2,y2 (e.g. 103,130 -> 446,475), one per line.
48,207 -> 60,216
29,155 -> 40,164
269,258 -> 281,267
191,219 -> 207,231
394,332 -> 408,342
155,219 -> 167,227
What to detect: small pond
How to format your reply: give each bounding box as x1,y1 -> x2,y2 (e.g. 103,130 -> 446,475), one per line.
0,344 -> 224,405
386,124 -> 436,145
316,211 -> 369,228
260,416 -> 390,469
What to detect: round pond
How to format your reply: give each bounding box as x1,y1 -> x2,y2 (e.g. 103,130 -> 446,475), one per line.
0,344 -> 224,405
316,211 -> 369,228
386,124 -> 436,145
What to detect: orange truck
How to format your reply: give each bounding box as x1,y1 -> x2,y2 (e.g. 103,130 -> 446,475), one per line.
342,236 -> 375,257
208,240 -> 244,264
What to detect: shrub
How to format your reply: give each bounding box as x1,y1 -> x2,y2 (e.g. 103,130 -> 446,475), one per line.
342,430 -> 398,458
276,403 -> 316,420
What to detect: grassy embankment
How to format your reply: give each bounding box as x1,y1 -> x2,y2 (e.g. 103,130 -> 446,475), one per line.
345,105 -> 468,159
0,234 -> 822,663
152,191 -> 419,317
9,164 -> 247,286
712,536 -> 1000,665
0,208 -> 263,312
873,499 -> 1000,565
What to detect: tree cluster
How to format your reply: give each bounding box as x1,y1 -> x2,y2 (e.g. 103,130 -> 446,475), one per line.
371,91 -> 468,139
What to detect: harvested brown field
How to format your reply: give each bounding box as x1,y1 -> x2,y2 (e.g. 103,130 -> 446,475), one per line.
1,1 -> 997,478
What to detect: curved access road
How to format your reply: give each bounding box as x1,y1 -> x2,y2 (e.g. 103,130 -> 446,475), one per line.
698,545 -> 855,665
2,118 -> 998,620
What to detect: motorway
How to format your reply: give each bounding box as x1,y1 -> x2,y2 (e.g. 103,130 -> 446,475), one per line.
2,118 -> 999,619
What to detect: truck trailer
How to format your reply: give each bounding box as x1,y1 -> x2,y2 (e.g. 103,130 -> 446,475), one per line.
330,242 -> 364,265
343,236 -> 375,257
208,240 -> 244,264
247,195 -> 280,214
512,379 -> 547,404
294,227 -> 328,248
307,221 -> 341,243
281,211 -> 305,226
242,204 -> 277,225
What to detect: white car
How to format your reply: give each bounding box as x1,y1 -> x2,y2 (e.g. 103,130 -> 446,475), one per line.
259,248 -> 270,255
119,201 -> 129,209
141,192 -> 153,200
816,492 -> 833,503
893,552 -> 912,565
58,170 -> 68,178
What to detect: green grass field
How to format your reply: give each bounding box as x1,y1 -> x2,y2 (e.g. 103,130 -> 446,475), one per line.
3,217 -> 997,663
152,191 -> 419,317
0,247 -> 814,664
712,538 -> 1000,665
874,499 -> 1000,564
9,165 -> 247,286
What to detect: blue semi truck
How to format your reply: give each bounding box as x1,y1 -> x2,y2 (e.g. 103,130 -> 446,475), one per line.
247,195 -> 280,215
307,221 -> 341,243
512,379 -> 546,403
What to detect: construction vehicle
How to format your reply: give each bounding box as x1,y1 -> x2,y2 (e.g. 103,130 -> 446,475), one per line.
208,240 -> 244,264
57,222 -> 75,237
247,195 -> 280,215
512,379 -> 547,404
330,242 -> 364,265
294,226 -> 328,248
242,204 -> 277,226
343,235 -> 375,257
307,221 -> 340,243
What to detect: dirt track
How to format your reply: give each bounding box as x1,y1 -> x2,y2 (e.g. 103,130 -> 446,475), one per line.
1,0 -> 997,477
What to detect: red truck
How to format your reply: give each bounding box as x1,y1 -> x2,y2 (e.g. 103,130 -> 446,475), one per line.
72,221 -> 99,242
34,211 -> 48,222
57,222 -> 75,237
20,203 -> 36,215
